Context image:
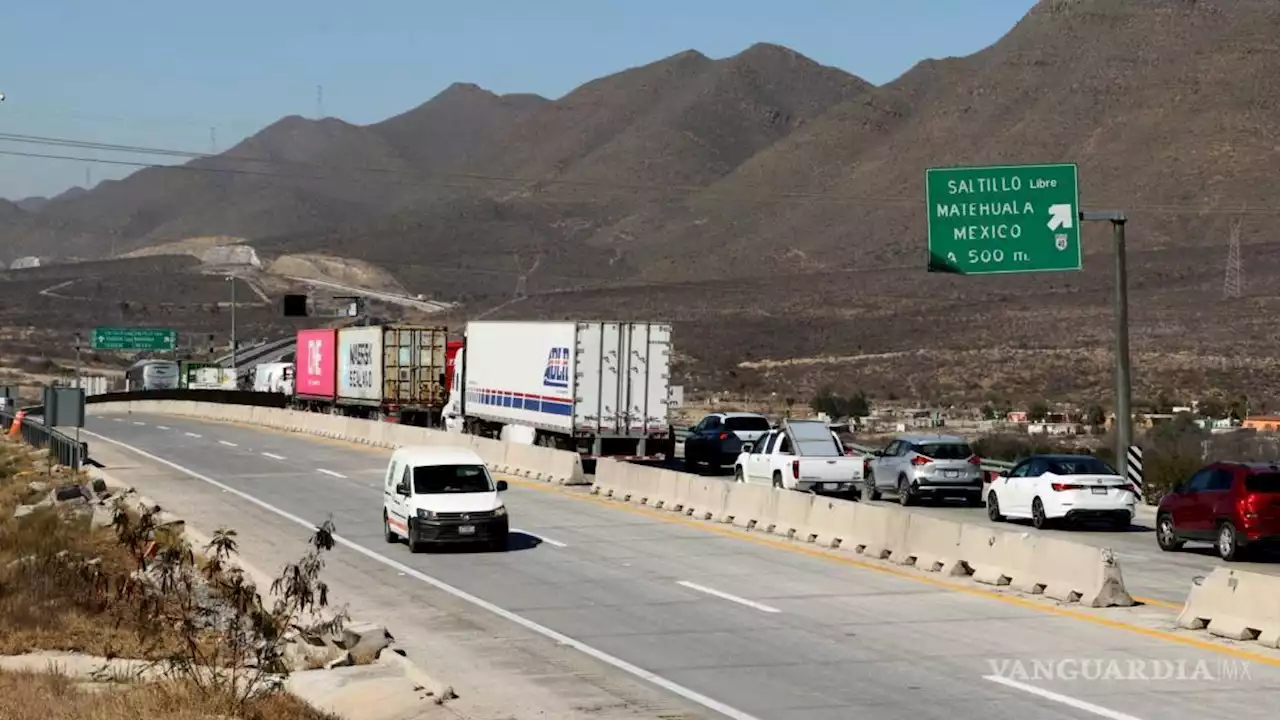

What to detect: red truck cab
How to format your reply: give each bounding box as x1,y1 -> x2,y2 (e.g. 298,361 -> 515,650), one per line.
1157,461 -> 1280,560
444,340 -> 464,393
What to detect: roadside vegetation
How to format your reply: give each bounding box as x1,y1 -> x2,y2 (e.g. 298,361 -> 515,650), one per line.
0,436 -> 344,719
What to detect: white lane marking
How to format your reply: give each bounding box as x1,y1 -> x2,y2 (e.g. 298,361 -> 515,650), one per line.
80,429 -> 762,720
983,675 -> 1144,720
317,469 -> 346,479
157,425 -> 170,431
132,421 -> 146,426
676,581 -> 781,614
512,529 -> 567,548
262,452 -> 285,460
219,440 -> 238,447
112,418 -> 123,422
184,432 -> 202,438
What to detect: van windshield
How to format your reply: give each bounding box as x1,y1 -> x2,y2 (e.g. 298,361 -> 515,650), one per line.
413,464 -> 493,494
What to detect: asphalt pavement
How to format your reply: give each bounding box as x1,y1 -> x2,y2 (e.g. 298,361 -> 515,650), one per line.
83,412 -> 1280,720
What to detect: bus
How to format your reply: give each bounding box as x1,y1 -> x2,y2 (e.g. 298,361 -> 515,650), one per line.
124,359 -> 180,391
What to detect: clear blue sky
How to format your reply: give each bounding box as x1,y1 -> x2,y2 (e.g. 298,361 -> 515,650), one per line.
0,0 -> 1037,200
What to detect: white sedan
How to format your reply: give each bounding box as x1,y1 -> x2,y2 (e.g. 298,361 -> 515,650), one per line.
985,454 -> 1138,530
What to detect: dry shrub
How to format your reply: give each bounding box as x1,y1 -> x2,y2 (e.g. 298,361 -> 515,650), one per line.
0,669 -> 337,720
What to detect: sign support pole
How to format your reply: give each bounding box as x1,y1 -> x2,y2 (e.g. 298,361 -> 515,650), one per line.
1082,211 -> 1132,477
229,276 -> 238,379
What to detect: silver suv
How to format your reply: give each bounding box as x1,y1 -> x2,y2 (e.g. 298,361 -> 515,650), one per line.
864,434 -> 983,506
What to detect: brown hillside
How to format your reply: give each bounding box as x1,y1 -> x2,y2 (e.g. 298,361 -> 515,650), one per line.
460,43 -> 870,191
636,0 -> 1280,281
254,44 -> 867,296
372,82 -> 547,170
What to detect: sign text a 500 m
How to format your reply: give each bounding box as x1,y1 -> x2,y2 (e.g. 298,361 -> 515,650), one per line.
337,326 -> 384,403
925,163 -> 1081,276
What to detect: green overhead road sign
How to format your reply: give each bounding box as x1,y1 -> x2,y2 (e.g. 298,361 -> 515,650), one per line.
926,163 -> 1081,275
91,327 -> 177,351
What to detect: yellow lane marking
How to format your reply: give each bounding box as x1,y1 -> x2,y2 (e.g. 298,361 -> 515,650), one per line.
100,413 -> 1274,666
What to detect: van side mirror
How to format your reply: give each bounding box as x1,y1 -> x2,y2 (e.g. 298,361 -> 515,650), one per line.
742,442 -> 754,454
873,450 -> 883,457
395,482 -> 409,496
496,480 -> 508,492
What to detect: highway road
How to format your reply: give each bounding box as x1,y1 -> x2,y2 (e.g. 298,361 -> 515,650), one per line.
663,465 -> 1280,606
83,411 -> 1280,720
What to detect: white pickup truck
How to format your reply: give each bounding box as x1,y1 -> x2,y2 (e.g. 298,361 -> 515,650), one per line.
732,419 -> 864,493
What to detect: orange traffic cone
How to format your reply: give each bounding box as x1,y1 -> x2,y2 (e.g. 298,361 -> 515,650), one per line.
8,410 -> 25,437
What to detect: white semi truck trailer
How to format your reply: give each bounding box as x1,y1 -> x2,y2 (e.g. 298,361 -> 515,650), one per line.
443,320 -> 674,460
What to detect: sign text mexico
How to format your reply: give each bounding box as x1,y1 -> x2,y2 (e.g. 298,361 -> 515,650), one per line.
926,163 -> 1081,275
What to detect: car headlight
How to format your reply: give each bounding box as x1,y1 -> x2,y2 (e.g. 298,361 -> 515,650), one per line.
493,506 -> 507,517
416,508 -> 435,520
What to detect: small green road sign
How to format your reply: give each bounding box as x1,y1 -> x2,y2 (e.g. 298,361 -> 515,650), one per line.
926,163 -> 1081,275
91,327 -> 177,351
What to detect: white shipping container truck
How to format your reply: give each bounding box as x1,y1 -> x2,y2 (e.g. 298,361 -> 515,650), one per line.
337,326 -> 383,403
329,324 -> 449,425
444,320 -> 674,458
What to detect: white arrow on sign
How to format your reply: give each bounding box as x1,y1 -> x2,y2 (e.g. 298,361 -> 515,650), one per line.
1047,204 -> 1075,231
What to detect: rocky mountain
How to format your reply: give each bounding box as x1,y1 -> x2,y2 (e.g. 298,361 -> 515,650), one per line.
5,0 -> 1279,404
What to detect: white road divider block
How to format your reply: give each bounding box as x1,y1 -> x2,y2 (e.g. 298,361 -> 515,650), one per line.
1177,567 -> 1280,646
1022,534 -> 1132,607
845,502 -> 911,560
891,513 -> 965,575
585,460 -> 1134,607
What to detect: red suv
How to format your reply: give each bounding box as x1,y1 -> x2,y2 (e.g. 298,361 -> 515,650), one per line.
1156,462 -> 1280,560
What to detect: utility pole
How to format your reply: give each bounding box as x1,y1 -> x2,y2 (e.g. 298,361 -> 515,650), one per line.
228,276 -> 237,379
210,126 -> 218,155
1083,211 -> 1132,475
1224,216 -> 1243,299
316,85 -> 324,119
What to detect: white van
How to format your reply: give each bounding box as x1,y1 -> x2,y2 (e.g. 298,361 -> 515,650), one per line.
382,445 -> 509,552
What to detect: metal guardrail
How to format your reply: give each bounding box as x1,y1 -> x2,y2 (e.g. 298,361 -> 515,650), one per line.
671,425 -> 1017,475
0,407 -> 88,470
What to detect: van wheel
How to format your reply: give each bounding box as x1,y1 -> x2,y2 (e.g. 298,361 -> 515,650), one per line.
734,466 -> 745,483
488,533 -> 508,552
772,472 -> 783,489
383,512 -> 397,543
407,522 -> 426,553
864,472 -> 880,502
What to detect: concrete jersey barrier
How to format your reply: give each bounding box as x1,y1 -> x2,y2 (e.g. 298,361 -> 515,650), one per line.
1177,567 -> 1280,647
88,400 -> 587,486
593,459 -> 1133,608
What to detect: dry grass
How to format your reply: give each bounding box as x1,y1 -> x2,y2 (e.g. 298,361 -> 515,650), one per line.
0,669 -> 337,720
0,441 -> 185,659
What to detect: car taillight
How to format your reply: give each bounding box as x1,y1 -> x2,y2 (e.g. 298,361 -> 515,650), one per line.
792,460 -> 800,479
967,455 -> 982,465
1051,483 -> 1085,492
1239,493 -> 1262,519
719,432 -> 729,441
911,455 -> 932,466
